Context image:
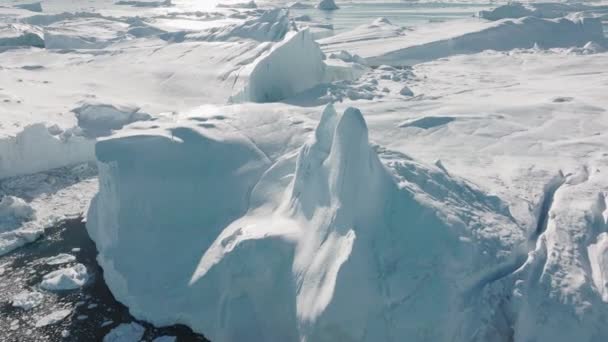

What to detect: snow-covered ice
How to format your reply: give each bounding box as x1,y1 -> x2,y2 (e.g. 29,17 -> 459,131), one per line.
40,263 -> 89,291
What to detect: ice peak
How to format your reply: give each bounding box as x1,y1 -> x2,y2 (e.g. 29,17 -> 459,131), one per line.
315,103 -> 338,152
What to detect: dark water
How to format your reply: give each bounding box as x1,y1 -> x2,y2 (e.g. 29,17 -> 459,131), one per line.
0,218 -> 209,342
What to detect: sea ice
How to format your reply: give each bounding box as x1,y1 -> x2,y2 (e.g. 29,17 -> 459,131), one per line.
34,308 -> 72,327
103,322 -> 145,342
11,290 -> 44,310
40,263 -> 89,291
44,253 -> 76,265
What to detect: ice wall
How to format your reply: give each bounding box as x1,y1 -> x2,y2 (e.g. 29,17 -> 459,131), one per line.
0,124 -> 94,179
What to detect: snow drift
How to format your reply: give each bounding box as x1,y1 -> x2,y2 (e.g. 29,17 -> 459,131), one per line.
87,105 -> 527,341
367,16 -> 606,66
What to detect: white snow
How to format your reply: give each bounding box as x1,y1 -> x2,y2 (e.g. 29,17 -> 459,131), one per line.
103,322 -> 145,342
34,308 -> 72,327
40,263 -> 89,291
11,290 -> 44,309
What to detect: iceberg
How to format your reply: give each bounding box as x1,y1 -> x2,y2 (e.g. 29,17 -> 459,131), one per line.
87,105 -> 525,341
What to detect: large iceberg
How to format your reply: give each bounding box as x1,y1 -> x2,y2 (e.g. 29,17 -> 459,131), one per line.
88,105 -> 529,341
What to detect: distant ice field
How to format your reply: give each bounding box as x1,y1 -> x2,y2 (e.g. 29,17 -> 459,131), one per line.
289,2 -> 491,32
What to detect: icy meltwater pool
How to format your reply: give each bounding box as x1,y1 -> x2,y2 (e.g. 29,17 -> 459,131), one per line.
288,2 -> 491,32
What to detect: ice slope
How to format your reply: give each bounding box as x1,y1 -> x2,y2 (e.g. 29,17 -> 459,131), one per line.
321,15 -> 606,65
87,105 -> 527,341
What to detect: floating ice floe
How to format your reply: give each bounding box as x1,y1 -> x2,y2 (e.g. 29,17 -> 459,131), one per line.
103,322 -> 145,342
11,290 -> 45,310
44,253 -> 76,265
34,308 -> 72,327
40,263 -> 89,291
